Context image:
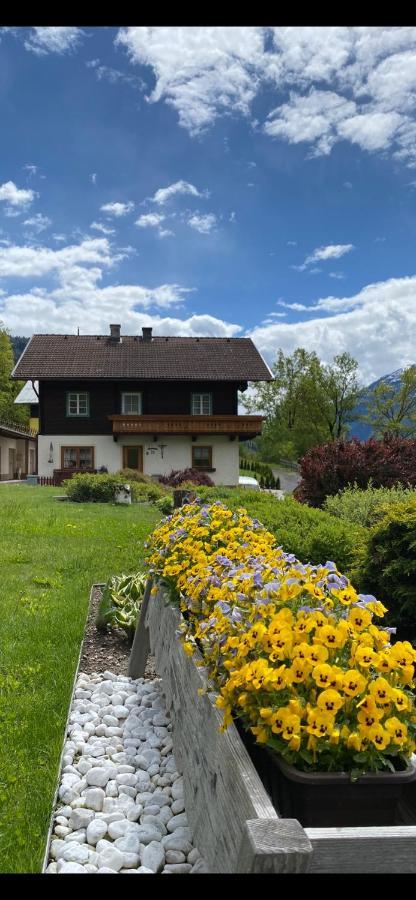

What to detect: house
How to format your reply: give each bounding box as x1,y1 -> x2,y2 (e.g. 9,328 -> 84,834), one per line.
11,325 -> 272,484
0,420 -> 37,481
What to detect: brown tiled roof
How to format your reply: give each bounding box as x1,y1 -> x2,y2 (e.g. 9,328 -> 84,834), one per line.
12,334 -> 273,381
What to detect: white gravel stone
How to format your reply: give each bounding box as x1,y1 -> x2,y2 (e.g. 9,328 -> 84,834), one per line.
163,863 -> 192,874
58,861 -> 88,873
171,799 -> 185,815
167,812 -> 188,832
166,850 -> 186,864
62,843 -> 90,864
54,825 -> 71,838
83,788 -> 105,811
85,766 -> 116,787
108,820 -> 139,840
49,675 -> 202,876
141,841 -> 165,873
69,808 -> 94,830
114,834 -> 141,855
86,819 -> 108,845
171,778 -> 184,800
97,847 -> 125,871
64,830 -> 87,843
45,862 -> 58,873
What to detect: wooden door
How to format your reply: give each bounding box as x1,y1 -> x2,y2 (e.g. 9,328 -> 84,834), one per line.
122,446 -> 143,471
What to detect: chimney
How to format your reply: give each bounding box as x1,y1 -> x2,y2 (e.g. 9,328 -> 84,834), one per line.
110,324 -> 121,342
142,327 -> 153,342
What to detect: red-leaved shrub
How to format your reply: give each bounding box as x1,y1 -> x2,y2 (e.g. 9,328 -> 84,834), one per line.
159,468 -> 215,487
294,434 -> 416,507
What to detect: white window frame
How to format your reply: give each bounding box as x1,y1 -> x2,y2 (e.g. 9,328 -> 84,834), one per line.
122,392 -> 142,415
66,392 -> 90,417
191,392 -> 212,415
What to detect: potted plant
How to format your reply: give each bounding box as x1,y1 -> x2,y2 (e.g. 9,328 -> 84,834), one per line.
146,500 -> 416,828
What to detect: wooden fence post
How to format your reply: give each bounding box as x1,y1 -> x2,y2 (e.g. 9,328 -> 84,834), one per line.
128,576 -> 153,679
236,818 -> 312,873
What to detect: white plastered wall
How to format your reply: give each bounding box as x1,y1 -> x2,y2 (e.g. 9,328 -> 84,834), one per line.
37,433 -> 239,485
0,437 -> 17,478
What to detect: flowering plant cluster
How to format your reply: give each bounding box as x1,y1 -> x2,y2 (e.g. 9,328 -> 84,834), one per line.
146,500 -> 416,775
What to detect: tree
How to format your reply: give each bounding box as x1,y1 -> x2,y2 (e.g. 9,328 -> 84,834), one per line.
360,366 -> 416,438
317,352 -> 364,441
241,348 -> 363,461
0,325 -> 29,425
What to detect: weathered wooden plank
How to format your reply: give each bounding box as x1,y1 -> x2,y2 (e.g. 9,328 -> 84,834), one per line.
127,576 -> 153,679
236,819 -> 312,873
306,826 -> 416,873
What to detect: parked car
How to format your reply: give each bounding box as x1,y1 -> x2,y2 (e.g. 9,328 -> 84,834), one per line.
238,475 -> 260,490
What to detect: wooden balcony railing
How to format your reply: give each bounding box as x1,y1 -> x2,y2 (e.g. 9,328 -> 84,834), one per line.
108,414 -> 264,437
0,419 -> 38,439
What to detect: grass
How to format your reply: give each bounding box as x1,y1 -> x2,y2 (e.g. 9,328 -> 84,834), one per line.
0,485 -> 160,873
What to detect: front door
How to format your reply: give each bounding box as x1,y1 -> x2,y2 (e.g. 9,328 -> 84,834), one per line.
122,446 -> 143,471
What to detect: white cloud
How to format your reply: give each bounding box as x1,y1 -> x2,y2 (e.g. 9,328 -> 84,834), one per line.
116,26 -> 265,135
150,180 -> 206,205
23,164 -> 38,177
135,213 -> 166,228
100,201 -> 134,217
187,212 -> 217,234
24,27 -> 84,56
52,234 -> 67,243
0,238 -> 117,279
23,213 -> 52,233
86,58 -> 144,89
249,274 -> 416,384
115,26 -> 416,166
90,173 -> 97,185
265,90 -> 357,156
90,221 -> 115,235
329,272 -> 345,280
0,181 -> 37,214
158,229 -> 174,238
295,243 -> 354,271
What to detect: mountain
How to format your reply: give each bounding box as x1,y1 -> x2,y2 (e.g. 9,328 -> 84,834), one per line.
348,367 -> 411,440
11,336 -> 29,364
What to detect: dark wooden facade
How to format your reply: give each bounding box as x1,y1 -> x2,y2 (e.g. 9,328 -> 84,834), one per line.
39,380 -> 240,435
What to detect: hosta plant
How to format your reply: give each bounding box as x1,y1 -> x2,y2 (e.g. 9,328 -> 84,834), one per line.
96,571 -> 147,643
146,500 -> 416,776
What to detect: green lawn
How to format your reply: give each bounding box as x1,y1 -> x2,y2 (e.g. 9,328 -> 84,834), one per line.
0,485 -> 160,873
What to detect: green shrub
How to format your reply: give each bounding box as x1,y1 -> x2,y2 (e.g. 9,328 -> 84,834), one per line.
323,482 -> 416,527
132,482 -> 167,502
196,488 -> 366,579
64,472 -> 131,503
154,495 -> 174,515
117,468 -> 154,484
96,571 -> 147,643
360,498 -> 416,641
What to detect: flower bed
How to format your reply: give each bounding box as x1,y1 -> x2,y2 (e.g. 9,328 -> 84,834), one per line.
146,500 -> 416,778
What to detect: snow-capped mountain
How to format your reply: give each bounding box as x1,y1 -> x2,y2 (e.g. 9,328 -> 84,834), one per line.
349,367 -> 409,440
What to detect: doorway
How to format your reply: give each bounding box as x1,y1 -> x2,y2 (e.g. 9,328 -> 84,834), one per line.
122,446 -> 143,471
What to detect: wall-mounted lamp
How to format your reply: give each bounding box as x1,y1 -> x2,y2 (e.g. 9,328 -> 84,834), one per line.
48,442 -> 54,464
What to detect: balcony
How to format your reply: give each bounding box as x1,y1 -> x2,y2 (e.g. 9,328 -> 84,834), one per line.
108,414 -> 264,438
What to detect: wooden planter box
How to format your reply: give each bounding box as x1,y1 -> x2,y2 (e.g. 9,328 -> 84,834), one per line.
129,579 -> 416,874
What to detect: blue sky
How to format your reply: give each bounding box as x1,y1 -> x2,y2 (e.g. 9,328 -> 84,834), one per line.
1,26 -> 416,384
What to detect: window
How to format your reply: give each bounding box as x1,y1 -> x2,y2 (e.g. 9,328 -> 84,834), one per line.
62,446 -> 94,469
192,446 -> 212,470
122,392 -> 142,414
66,392 -> 89,417
191,393 -> 212,415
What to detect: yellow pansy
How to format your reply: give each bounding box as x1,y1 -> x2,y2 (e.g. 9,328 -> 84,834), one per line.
317,689 -> 344,714
341,669 -> 367,697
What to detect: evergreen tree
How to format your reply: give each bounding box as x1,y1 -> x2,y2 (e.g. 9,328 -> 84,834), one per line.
0,325 -> 29,425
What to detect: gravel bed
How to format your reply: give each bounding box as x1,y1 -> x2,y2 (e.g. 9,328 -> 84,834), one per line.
45,671 -> 207,874
79,585 -> 156,678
